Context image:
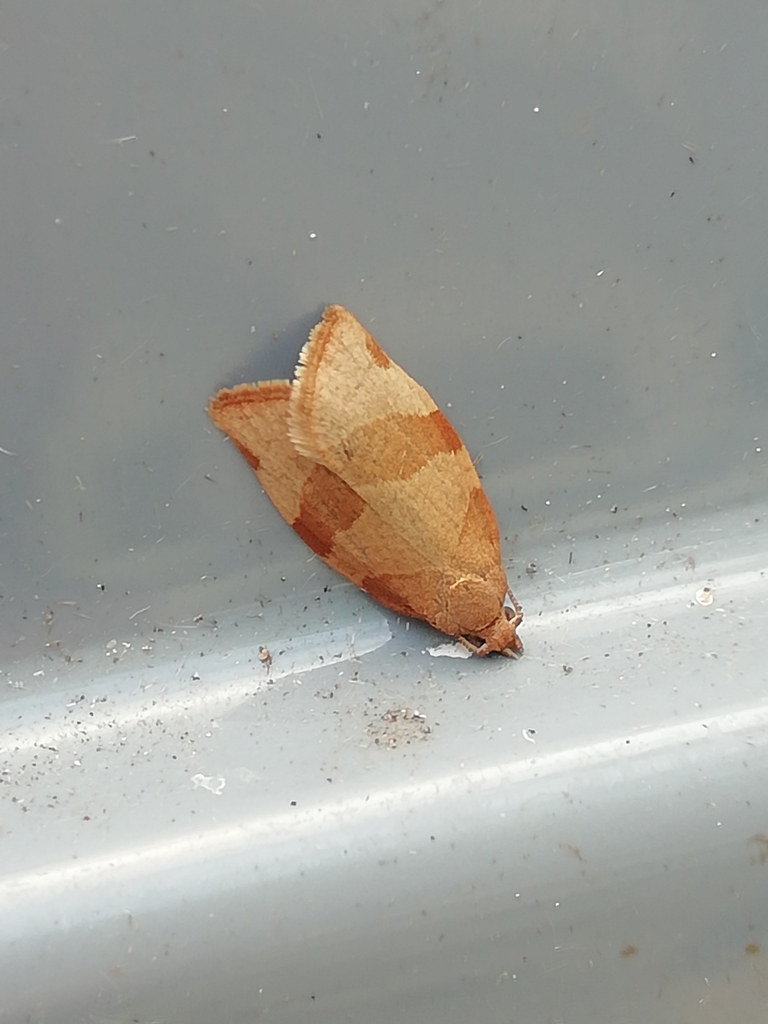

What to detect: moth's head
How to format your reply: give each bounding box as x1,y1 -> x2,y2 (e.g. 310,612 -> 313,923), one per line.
461,605 -> 524,658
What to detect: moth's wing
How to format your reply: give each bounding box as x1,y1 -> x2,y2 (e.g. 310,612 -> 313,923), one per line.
207,381 -> 450,626
208,381 -> 311,524
288,305 -> 502,575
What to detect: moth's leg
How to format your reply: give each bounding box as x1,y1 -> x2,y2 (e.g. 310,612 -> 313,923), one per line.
506,589 -> 524,628
458,634 -> 488,657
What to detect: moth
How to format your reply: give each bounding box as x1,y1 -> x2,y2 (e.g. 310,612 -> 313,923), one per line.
207,305 -> 523,657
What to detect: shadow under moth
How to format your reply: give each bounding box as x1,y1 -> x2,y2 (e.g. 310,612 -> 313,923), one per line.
207,305 -> 523,657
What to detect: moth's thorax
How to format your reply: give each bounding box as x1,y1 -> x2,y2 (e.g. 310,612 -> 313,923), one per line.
446,574 -> 506,634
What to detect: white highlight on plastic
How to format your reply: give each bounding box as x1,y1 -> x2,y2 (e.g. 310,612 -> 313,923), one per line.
2,620 -> 393,756
3,699 -> 768,904
427,643 -> 472,659
191,774 -> 226,795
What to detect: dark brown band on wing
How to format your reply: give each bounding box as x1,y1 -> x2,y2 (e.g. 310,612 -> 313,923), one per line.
342,408 -> 464,480
292,464 -> 366,558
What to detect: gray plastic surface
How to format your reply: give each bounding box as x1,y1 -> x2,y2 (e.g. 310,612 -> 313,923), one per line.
2,2 -> 768,1022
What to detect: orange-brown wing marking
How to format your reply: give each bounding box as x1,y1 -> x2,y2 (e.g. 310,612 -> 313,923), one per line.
339,408 -> 463,480
292,464 -> 366,559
